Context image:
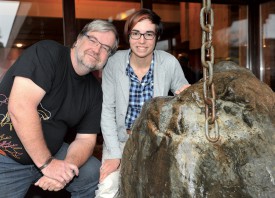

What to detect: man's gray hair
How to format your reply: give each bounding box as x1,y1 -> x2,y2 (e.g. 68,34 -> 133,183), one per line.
78,19 -> 119,55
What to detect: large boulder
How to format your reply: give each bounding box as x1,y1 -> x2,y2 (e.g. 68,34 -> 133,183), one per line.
119,61 -> 275,198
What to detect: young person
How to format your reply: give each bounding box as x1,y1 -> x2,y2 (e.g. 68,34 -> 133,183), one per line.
96,9 -> 190,197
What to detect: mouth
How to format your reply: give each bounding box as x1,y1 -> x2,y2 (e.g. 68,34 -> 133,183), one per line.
85,51 -> 98,61
86,52 -> 99,61
136,46 -> 147,50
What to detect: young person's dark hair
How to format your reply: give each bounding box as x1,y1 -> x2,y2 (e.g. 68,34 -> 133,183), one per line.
124,8 -> 163,43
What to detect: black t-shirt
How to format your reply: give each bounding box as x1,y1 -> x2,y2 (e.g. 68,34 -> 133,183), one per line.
0,40 -> 102,164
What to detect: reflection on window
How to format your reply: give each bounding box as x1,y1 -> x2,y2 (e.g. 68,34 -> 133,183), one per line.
261,2 -> 275,91
0,1 -> 273,90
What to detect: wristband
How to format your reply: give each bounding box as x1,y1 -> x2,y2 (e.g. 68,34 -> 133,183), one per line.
39,156 -> 54,171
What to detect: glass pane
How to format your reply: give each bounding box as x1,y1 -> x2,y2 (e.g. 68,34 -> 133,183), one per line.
157,3 -> 248,84
213,4 -> 248,67
261,2 -> 275,91
0,0 -> 63,80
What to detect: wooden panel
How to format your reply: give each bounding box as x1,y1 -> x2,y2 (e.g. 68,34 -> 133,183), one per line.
75,1 -> 140,20
248,1 -> 260,77
63,0 -> 76,46
180,2 -> 189,42
189,3 -> 201,50
141,0 -> 152,9
213,4 -> 230,59
153,4 -> 181,23
17,0 -> 63,17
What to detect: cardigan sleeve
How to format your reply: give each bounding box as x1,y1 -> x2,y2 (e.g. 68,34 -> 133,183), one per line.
101,55 -> 123,159
170,55 -> 189,94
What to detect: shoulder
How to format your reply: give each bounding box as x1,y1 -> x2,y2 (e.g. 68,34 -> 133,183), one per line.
31,40 -> 68,59
32,40 -> 64,49
154,50 -> 179,67
104,50 -> 128,70
154,50 -> 178,62
154,50 -> 173,56
23,40 -> 66,58
108,50 -> 129,61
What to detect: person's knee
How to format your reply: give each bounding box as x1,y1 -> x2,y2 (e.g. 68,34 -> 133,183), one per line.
95,170 -> 120,197
67,156 -> 101,193
66,157 -> 100,197
80,156 -> 101,182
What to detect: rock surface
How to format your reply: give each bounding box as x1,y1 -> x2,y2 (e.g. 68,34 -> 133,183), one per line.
119,61 -> 275,198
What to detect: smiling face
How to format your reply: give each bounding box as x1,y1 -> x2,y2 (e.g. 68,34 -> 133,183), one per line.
129,19 -> 156,60
73,31 -> 116,74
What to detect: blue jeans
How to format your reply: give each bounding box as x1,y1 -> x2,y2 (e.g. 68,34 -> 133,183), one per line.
0,143 -> 101,198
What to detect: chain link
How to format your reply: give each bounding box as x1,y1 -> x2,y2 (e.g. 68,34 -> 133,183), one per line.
200,0 -> 220,143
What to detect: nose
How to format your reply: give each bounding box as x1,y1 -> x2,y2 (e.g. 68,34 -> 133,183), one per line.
138,35 -> 146,43
93,43 -> 101,54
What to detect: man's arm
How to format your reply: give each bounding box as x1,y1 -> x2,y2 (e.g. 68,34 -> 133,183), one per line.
8,76 -> 78,184
8,76 -> 50,165
65,133 -> 97,167
35,133 -> 97,191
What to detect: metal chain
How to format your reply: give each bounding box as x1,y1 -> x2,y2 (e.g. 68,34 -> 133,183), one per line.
200,0 -> 220,143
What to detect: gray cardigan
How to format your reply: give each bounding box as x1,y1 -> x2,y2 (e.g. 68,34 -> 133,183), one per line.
101,49 -> 189,159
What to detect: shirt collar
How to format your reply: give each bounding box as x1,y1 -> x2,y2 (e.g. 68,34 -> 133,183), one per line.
126,50 -> 155,76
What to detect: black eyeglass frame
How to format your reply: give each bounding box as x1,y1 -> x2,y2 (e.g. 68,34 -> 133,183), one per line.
84,33 -> 113,55
129,31 -> 156,40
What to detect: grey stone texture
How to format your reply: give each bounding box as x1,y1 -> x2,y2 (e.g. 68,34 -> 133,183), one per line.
119,61 -> 275,198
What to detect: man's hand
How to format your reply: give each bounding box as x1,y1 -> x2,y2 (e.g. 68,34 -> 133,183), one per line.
175,84 -> 191,95
99,159 -> 120,183
35,176 -> 65,191
41,158 -> 79,185
40,134 -> 96,185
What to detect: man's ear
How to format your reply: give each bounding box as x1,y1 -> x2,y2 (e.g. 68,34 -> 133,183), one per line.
72,40 -> 78,48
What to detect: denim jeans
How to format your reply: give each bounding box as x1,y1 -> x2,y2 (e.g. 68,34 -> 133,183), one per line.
0,142 -> 101,198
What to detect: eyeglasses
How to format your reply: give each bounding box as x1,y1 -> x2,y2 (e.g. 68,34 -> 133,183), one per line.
129,31 -> 156,40
84,34 -> 112,55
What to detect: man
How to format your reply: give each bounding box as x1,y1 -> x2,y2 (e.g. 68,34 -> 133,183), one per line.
0,19 -> 119,197
96,9 -> 190,197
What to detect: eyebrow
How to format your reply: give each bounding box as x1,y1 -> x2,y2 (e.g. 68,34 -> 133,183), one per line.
131,30 -> 155,33
87,34 -> 112,49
